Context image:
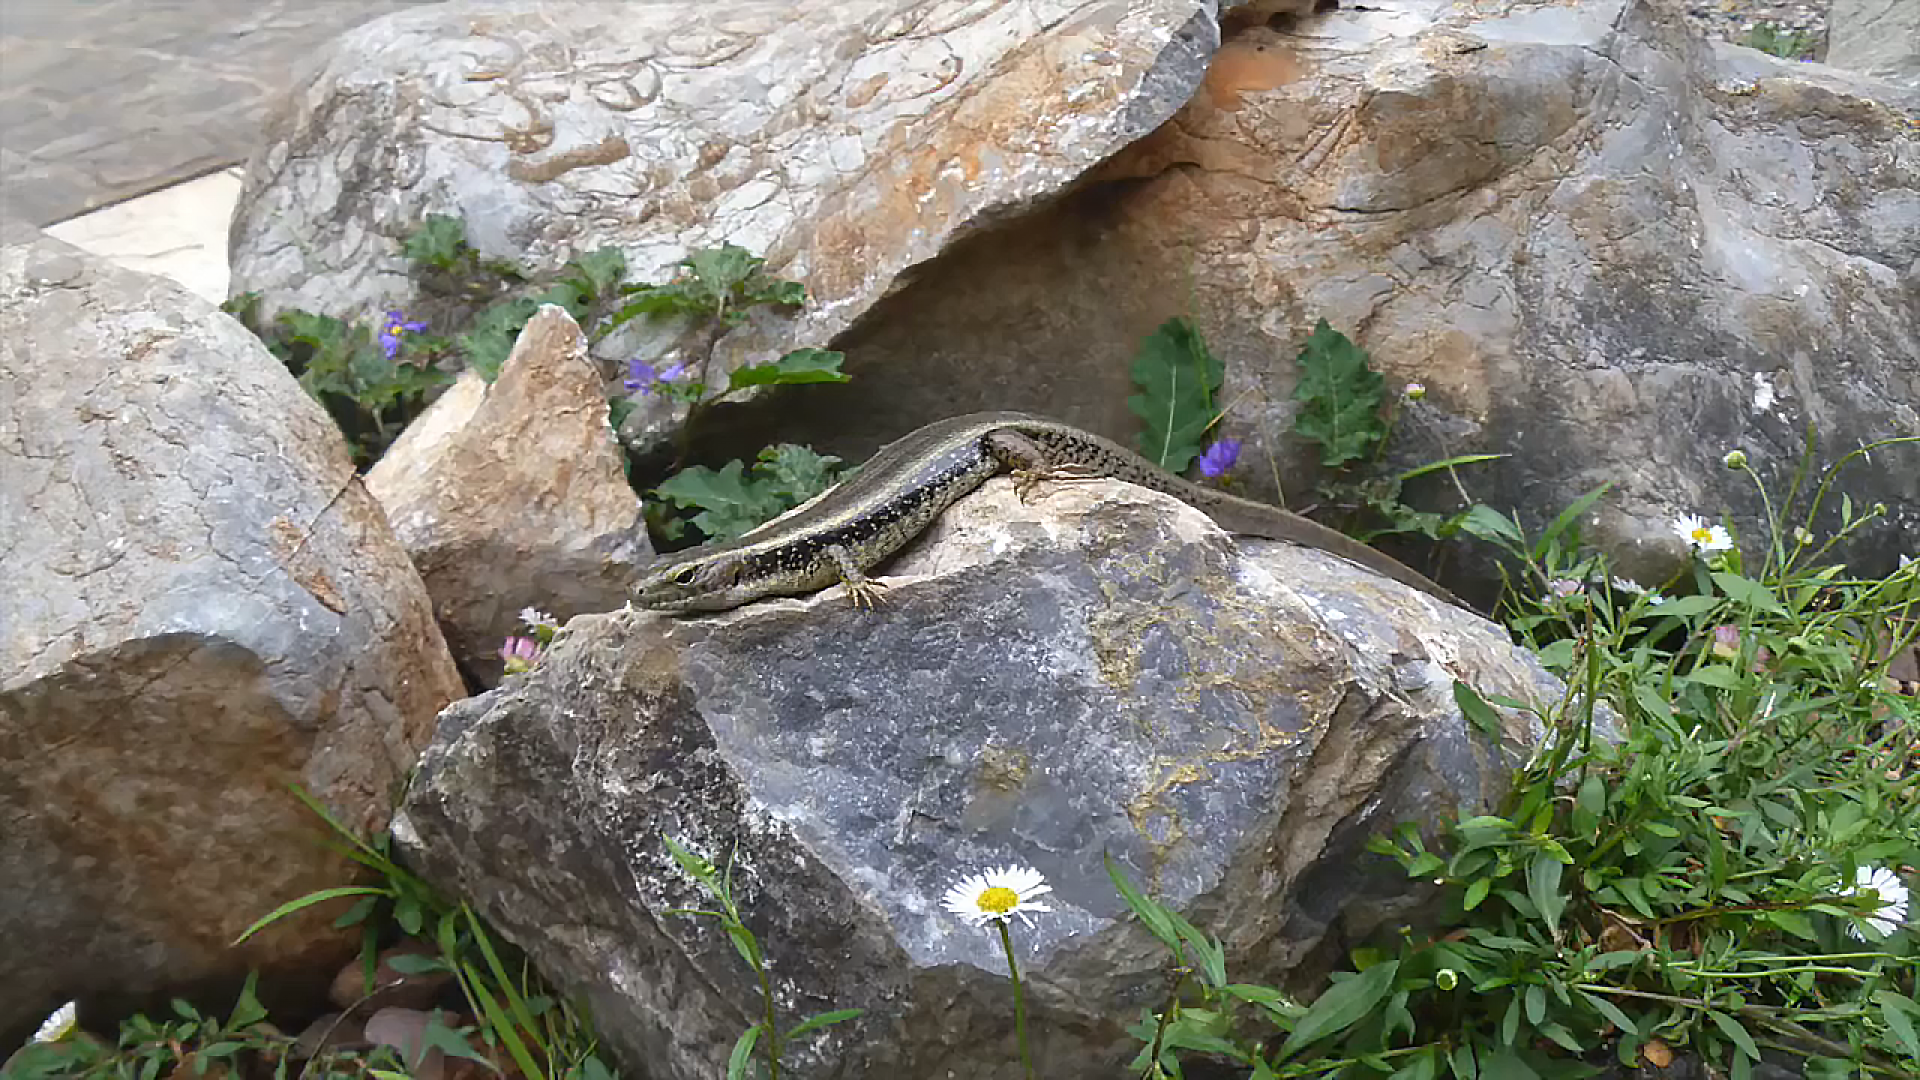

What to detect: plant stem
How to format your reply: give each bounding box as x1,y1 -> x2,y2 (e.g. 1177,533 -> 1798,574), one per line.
756,956 -> 782,1080
997,920 -> 1036,1080
1139,967 -> 1188,1079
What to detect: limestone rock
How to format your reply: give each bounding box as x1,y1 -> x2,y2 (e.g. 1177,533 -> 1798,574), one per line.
396,477 -> 1576,1078
1828,0 -> 1920,88
228,0 -> 1221,367
764,0 -> 1920,586
365,305 -> 648,685
0,227 -> 464,1041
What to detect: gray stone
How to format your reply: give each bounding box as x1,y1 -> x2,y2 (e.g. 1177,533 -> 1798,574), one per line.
0,230 -> 465,1041
396,477 -> 1576,1079
227,0 -> 1222,369
1828,0 -> 1920,87
365,305 -> 650,685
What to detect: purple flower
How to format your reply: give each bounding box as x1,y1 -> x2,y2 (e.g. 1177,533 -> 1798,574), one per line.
624,359 -> 657,392
1548,578 -> 1582,598
378,309 -> 429,360
499,635 -> 542,674
624,357 -> 688,396
1196,438 -> 1242,479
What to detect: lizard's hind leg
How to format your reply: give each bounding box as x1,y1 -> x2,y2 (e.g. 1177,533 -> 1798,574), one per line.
987,429 -> 1103,503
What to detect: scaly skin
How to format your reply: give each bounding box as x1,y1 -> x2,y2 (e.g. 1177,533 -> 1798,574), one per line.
631,412 -> 1461,612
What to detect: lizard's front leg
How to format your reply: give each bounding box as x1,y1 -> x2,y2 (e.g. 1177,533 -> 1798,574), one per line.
826,543 -> 889,609
986,429 -> 1101,503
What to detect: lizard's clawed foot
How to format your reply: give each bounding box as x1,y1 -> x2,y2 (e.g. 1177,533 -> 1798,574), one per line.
1011,463 -> 1101,503
843,579 -> 889,610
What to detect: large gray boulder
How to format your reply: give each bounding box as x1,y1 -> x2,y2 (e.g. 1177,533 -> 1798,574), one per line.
0,224 -> 465,1042
396,477 -> 1576,1078
228,0 -> 1220,361
780,0 -> 1920,584
1828,0 -> 1920,88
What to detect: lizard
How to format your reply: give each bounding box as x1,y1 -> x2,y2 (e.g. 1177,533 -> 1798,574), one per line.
631,411 -> 1462,613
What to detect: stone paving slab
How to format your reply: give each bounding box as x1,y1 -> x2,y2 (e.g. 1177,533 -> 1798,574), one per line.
46,167 -> 243,303
0,0 -> 436,226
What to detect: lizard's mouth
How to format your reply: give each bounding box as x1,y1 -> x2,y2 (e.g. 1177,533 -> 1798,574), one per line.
632,554 -> 753,612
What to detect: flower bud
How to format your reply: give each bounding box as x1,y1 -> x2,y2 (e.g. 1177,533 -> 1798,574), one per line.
1722,449 -> 1747,469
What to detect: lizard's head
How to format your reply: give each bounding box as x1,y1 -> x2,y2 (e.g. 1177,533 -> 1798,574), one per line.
631,549 -> 758,613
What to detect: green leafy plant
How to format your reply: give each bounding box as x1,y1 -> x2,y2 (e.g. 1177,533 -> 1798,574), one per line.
1127,316 -> 1225,473
661,836 -> 862,1080
1292,320 -> 1388,469
233,785 -> 617,1080
1112,441 -> 1919,1079
1741,22 -> 1817,61
3,975 -> 412,1080
222,294 -> 452,467
612,248 -> 854,543
1287,322 -> 1503,547
653,443 -> 845,542
408,218 -> 628,381
610,244 -> 806,329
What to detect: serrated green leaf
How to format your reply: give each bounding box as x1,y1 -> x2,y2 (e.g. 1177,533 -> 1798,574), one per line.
565,248 -> 628,300
655,460 -> 783,541
403,215 -> 470,270
1291,319 -> 1385,467
754,444 -> 844,505
1127,316 -> 1223,473
459,297 -> 540,381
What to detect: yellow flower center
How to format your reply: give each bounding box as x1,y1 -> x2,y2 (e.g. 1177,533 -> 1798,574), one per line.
1690,527 -> 1713,543
977,886 -> 1020,914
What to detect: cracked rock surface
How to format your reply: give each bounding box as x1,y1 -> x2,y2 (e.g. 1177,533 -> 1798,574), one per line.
397,477 -> 1578,1079
0,223 -> 464,1042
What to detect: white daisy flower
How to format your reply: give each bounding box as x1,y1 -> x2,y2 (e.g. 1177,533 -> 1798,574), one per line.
942,865 -> 1053,928
520,607 -> 558,631
1673,514 -> 1733,554
1845,865 -> 1910,940
32,1000 -> 77,1043
1610,576 -> 1646,595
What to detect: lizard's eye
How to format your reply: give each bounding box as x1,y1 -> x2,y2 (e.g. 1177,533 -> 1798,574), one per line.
670,564 -> 702,586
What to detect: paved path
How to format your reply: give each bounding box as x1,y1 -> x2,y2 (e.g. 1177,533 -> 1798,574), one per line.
0,0 -> 434,226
